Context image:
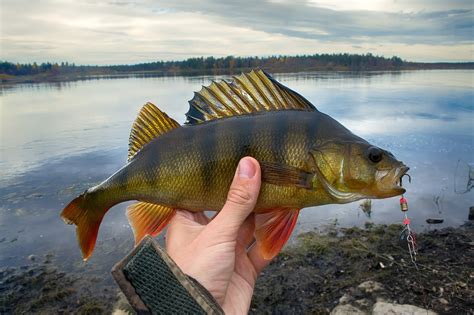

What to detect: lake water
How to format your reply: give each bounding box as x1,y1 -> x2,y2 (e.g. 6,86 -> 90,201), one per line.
0,70 -> 473,273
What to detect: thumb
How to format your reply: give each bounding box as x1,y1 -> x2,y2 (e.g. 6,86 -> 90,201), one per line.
206,157 -> 261,239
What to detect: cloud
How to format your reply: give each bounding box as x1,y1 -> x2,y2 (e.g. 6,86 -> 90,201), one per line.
148,0 -> 473,44
1,0 -> 472,64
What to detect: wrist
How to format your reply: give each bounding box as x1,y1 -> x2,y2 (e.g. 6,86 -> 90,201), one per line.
112,236 -> 224,315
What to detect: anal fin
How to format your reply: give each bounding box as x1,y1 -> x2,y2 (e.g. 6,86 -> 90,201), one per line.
127,202 -> 176,244
255,208 -> 300,259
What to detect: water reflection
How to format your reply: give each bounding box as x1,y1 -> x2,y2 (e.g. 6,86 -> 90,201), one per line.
0,70 -> 473,269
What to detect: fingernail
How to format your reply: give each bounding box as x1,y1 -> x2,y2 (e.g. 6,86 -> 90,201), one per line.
238,158 -> 256,179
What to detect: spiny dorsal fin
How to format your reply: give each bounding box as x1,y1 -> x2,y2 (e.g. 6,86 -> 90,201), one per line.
185,69 -> 317,125
128,102 -> 180,161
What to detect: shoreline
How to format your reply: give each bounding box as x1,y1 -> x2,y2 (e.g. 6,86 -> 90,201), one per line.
2,66 -> 473,86
2,222 -> 472,314
251,222 -> 473,314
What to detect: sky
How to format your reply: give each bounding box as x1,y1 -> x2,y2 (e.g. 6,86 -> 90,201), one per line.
1,0 -> 473,65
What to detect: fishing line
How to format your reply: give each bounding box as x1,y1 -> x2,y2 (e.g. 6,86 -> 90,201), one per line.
399,174 -> 418,270
399,174 -> 434,310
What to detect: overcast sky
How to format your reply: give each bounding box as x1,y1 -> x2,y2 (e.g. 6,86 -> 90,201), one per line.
1,0 -> 473,65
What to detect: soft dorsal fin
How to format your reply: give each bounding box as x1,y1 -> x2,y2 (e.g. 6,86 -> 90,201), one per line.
185,69 -> 317,125
128,102 -> 180,161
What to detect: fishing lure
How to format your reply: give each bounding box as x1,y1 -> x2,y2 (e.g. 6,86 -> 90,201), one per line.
399,174 -> 418,269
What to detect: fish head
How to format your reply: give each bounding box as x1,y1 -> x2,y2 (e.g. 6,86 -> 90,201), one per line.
310,139 -> 408,202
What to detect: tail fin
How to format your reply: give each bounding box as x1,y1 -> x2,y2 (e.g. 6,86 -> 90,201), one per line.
60,194 -> 108,261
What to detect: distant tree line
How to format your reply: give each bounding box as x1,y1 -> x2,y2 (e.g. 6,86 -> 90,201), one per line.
0,54 -> 405,76
1,54 -> 472,80
0,61 -> 79,76
106,54 -> 405,72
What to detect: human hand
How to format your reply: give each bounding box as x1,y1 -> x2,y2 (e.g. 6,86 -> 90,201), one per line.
166,157 -> 270,314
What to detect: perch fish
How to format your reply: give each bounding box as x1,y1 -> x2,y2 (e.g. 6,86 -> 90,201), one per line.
61,70 -> 408,260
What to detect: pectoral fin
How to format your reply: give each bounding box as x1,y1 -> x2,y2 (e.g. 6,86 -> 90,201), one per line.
255,208 -> 300,259
260,161 -> 313,189
126,202 -> 176,244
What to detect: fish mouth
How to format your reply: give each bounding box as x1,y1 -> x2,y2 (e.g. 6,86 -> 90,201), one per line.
376,165 -> 409,197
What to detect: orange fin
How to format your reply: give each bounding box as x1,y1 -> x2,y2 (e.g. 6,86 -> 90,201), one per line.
260,162 -> 313,189
127,202 -> 176,244
255,208 -> 300,259
61,194 -> 108,261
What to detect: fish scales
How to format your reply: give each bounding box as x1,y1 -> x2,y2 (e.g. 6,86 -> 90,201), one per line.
114,111 -> 316,211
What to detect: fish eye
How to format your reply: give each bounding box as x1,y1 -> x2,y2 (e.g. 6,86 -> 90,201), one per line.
367,146 -> 383,163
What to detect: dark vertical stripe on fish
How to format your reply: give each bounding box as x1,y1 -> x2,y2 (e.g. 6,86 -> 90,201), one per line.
143,148 -> 159,188
201,121 -> 217,192
272,113 -> 289,162
241,116 -> 256,158
112,166 -> 130,194
304,113 -> 319,151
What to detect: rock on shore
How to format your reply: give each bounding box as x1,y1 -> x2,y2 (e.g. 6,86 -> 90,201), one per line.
331,281 -> 437,315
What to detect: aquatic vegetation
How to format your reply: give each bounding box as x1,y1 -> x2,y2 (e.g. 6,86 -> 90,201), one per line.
360,199 -> 372,218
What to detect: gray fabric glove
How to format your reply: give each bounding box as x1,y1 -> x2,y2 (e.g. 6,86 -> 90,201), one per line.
112,236 -> 224,315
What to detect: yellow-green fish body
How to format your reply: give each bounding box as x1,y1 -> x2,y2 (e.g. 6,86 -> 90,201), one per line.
101,111 -> 332,210
61,70 -> 408,260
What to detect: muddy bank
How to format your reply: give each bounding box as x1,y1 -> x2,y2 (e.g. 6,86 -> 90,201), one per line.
1,223 -> 472,314
0,257 -> 120,314
251,222 -> 473,314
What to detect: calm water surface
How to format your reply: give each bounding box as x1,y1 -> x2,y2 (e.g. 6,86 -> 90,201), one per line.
0,70 -> 473,271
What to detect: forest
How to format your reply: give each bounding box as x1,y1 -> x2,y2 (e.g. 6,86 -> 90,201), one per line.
1,53 -> 472,83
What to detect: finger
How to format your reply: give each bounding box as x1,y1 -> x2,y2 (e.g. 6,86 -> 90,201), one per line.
236,214 -> 256,249
194,212 -> 211,225
248,244 -> 272,275
169,209 -> 197,227
166,210 -> 203,247
206,157 -> 261,239
169,210 -> 208,227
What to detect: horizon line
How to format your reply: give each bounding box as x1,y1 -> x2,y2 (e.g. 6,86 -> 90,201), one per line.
3,53 -> 474,68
